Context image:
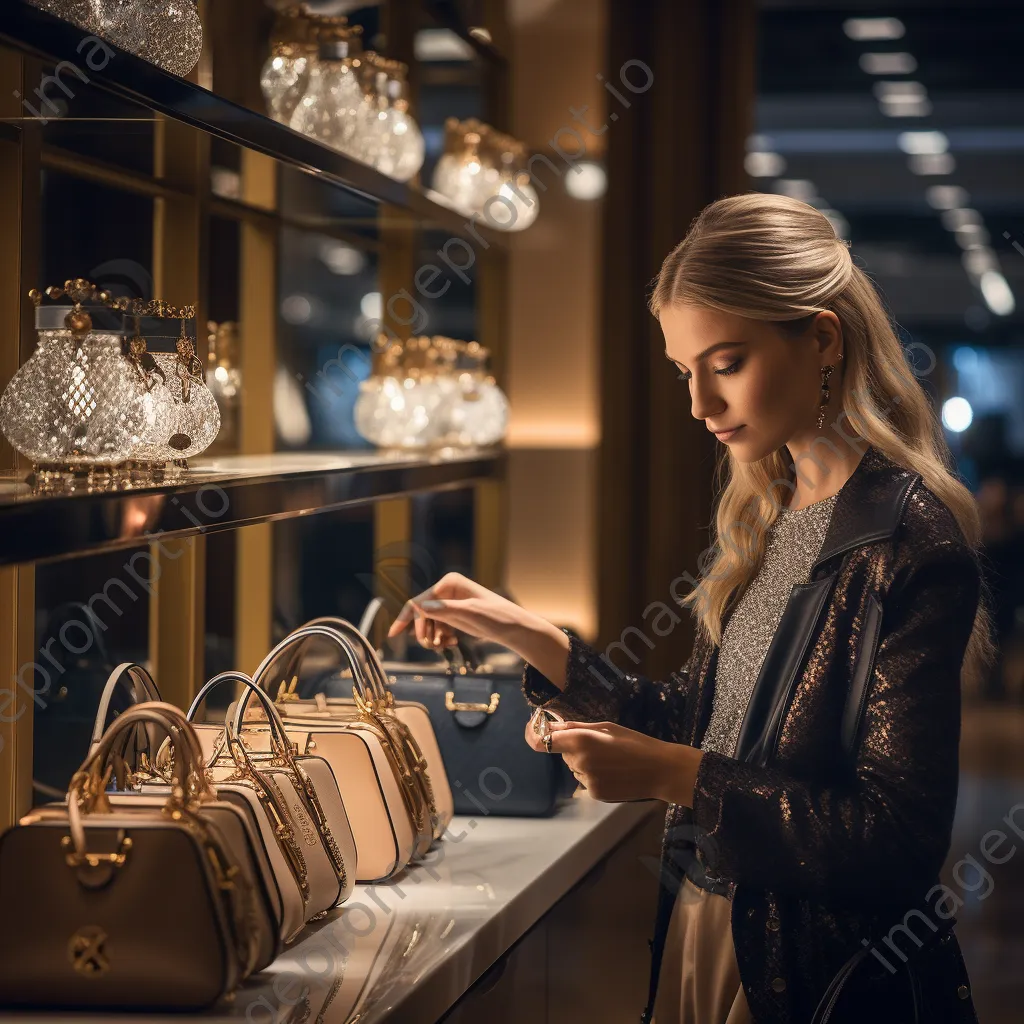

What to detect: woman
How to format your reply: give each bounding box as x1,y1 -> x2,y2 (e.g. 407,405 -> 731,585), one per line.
389,194 -> 995,1024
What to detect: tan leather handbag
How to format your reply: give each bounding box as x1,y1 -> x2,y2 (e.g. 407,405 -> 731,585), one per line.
185,672 -> 356,924
2,705 -> 258,1010
271,614 -> 453,837
250,624 -> 435,881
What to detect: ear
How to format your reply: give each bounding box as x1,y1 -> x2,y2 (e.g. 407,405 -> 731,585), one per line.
812,310 -> 843,362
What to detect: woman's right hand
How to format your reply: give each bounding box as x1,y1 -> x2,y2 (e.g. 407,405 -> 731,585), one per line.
386,572 -> 526,652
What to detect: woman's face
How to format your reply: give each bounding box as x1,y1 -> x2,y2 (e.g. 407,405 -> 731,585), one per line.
660,303 -> 842,464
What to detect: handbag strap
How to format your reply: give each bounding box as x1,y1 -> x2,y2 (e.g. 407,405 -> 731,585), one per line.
810,905 -> 952,1023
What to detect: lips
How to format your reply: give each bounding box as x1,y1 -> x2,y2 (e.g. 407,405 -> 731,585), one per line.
712,425 -> 744,441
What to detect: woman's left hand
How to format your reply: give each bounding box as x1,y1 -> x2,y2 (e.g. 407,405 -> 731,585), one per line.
547,720 -> 704,806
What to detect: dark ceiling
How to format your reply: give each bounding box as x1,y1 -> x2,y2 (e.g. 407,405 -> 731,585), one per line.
755,2 -> 1024,343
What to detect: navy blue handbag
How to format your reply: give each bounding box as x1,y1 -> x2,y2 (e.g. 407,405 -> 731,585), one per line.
381,642 -> 576,817
290,601 -> 576,818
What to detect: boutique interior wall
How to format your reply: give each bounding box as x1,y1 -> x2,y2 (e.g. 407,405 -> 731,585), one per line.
504,0 -> 755,677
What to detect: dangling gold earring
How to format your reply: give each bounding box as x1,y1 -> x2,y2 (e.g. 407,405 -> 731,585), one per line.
816,354 -> 841,430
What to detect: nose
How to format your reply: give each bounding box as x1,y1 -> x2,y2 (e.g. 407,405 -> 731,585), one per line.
687,371 -> 726,424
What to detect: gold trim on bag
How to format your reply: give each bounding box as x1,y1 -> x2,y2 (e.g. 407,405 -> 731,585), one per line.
445,691 -> 500,714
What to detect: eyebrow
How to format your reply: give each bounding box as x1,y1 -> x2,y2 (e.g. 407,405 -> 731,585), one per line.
664,340 -> 744,368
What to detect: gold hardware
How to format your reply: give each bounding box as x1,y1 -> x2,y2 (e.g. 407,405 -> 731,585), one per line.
61,833 -> 133,869
68,925 -> 110,976
445,691 -> 500,714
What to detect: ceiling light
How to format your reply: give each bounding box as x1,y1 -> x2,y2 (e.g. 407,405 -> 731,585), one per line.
926,185 -> 970,210
907,153 -> 955,175
859,52 -> 918,74
360,291 -> 383,321
318,239 -> 366,275
961,248 -> 999,278
843,17 -> 905,41
955,224 -> 990,249
979,270 -> 1015,316
774,179 -> 817,202
897,130 -> 948,155
744,151 -> 786,177
281,294 -> 313,325
414,28 -> 475,62
565,160 -> 607,200
941,397 -> 973,433
874,81 -> 927,101
879,97 -> 932,118
940,208 -> 981,231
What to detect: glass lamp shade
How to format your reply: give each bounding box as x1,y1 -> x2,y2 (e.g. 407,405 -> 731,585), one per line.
362,70 -> 424,182
0,327 -> 148,466
29,0 -> 203,77
354,375 -> 445,450
373,105 -> 424,181
130,352 -> 221,461
443,374 -> 509,447
291,58 -> 370,157
432,150 -> 485,217
260,46 -> 314,125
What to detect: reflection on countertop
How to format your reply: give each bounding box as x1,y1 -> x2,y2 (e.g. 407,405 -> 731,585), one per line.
5,797 -> 658,1024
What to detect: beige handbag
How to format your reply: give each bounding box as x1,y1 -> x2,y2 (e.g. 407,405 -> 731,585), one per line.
2,705 -> 259,1010
272,614 -> 453,837
185,672 -> 356,924
250,624 -> 435,881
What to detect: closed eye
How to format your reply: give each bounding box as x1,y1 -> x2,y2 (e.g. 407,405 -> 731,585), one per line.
677,359 -> 742,383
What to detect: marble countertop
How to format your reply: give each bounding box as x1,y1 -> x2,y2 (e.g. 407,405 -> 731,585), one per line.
11,796 -> 660,1024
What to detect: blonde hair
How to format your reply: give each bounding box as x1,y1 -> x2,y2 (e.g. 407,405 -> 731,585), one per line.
649,192 -> 996,695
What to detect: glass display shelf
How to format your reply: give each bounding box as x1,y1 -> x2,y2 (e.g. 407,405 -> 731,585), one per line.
0,448 -> 504,566
0,1 -> 508,251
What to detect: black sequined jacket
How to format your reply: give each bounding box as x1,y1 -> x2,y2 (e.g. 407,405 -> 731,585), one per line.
522,444 -> 982,1024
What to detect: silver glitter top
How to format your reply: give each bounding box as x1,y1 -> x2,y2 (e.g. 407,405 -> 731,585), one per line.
700,492 -> 841,758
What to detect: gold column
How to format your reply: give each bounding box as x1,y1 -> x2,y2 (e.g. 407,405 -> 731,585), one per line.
149,116 -> 209,705
234,151 -> 278,673
373,498 -> 412,647
0,566 -> 35,830
0,55 -> 40,829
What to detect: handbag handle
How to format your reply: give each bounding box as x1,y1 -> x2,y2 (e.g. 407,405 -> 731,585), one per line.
89,662 -> 163,749
72,705 -> 210,855
300,616 -> 392,700
187,671 -> 297,769
262,617 -> 386,703
252,624 -> 375,709
359,596 -> 481,672
810,912 -> 945,1023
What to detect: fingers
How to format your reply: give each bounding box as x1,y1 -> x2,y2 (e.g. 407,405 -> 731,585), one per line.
524,720 -> 547,752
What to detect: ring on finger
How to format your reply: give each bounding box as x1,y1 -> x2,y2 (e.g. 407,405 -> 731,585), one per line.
543,734 -> 552,754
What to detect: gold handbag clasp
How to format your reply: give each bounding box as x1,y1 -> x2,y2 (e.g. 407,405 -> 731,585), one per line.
61,833 -> 133,870
445,691 -> 500,715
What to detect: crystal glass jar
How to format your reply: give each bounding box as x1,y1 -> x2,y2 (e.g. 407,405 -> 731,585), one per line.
129,334 -> 221,462
362,58 -> 424,182
290,25 -> 370,158
432,120 -> 486,216
432,338 -> 508,447
0,306 -> 147,467
28,0 -> 203,77
260,7 -> 321,125
354,338 -> 444,450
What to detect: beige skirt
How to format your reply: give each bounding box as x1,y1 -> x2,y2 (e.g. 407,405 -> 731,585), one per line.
652,876 -> 753,1024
